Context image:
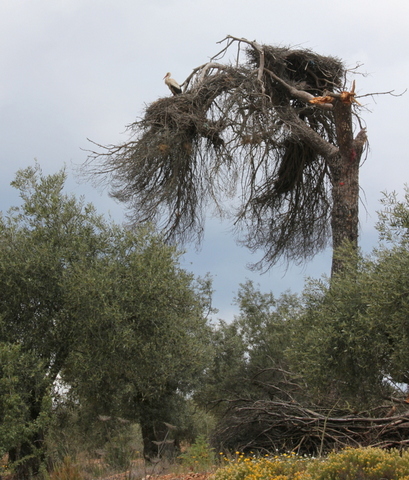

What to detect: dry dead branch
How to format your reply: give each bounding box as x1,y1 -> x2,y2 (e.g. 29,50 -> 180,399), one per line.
84,35 -> 369,271
212,398 -> 409,454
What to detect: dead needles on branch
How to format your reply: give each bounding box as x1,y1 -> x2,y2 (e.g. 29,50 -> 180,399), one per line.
84,36 -> 362,268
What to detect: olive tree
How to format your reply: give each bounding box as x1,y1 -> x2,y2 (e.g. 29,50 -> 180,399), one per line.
0,163 -> 213,476
289,186 -> 409,408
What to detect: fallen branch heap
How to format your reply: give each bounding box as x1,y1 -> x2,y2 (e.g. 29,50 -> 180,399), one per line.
213,399 -> 409,454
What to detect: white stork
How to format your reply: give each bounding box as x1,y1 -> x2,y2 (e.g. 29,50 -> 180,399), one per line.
163,72 -> 182,95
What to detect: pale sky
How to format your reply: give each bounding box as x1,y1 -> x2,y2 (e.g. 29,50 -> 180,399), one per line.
0,0 -> 408,321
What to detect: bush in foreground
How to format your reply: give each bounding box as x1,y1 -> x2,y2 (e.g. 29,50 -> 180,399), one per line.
214,448 -> 409,480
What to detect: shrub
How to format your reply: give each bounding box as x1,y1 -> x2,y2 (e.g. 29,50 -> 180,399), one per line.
214,452 -> 309,480
307,447 -> 409,480
213,448 -> 409,480
178,435 -> 215,472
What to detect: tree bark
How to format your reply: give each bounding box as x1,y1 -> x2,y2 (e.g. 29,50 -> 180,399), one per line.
139,398 -> 180,462
329,99 -> 366,274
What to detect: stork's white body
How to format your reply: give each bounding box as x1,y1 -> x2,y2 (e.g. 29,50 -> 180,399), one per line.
164,72 -> 182,95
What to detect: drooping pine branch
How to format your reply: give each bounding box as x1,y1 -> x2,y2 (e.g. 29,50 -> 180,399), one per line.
84,36 -> 368,272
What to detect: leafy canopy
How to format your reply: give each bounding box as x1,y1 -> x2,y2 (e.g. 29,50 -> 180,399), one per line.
290,186 -> 409,407
0,162 -> 213,470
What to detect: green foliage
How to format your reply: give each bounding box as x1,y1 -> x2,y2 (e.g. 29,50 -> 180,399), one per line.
178,435 -> 215,472
60,220 -> 214,422
195,319 -> 247,409
234,281 -> 299,369
288,253 -> 391,407
0,163 -> 119,473
308,448 -> 409,480
195,281 -> 303,452
214,448 -> 409,480
196,280 -> 299,414
376,188 -> 409,245
0,162 -> 214,470
104,432 -> 134,470
289,186 -> 409,408
182,402 -> 216,441
214,452 -> 308,480
0,343 -> 51,469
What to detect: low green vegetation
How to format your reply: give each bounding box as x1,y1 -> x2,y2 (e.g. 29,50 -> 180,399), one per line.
0,163 -> 213,478
178,435 -> 215,472
215,448 -> 409,480
3,163 -> 409,478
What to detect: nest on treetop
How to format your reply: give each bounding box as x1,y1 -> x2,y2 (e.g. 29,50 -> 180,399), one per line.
253,45 -> 344,95
140,45 -> 344,160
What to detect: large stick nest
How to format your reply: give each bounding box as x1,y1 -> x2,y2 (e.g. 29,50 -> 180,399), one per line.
254,44 -> 344,96
85,37 -> 358,267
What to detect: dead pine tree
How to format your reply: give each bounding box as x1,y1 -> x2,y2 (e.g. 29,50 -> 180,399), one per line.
84,35 -> 371,275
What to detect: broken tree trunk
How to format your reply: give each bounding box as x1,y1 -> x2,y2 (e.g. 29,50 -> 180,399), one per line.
329,97 -> 366,274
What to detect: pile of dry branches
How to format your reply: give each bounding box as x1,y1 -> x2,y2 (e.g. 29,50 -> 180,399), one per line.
213,399 -> 409,455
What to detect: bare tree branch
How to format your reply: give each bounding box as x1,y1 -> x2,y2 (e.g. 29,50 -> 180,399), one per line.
82,36 -> 372,272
